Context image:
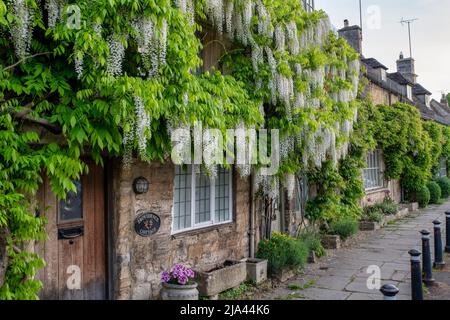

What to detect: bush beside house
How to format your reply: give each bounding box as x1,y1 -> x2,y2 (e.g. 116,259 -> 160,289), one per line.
427,181 -> 442,204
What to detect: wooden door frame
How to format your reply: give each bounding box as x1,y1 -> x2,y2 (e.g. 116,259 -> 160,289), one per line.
105,158 -> 115,300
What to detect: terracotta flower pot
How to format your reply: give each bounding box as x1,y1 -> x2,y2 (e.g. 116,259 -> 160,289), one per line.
160,282 -> 199,300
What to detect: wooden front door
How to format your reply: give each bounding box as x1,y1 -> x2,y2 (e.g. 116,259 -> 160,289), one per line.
36,161 -> 107,300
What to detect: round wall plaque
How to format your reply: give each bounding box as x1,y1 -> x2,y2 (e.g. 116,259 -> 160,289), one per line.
134,212 -> 161,237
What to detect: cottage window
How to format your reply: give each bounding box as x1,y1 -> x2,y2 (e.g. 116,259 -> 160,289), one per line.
406,85 -> 413,100
363,150 -> 384,190
380,69 -> 387,82
172,165 -> 233,233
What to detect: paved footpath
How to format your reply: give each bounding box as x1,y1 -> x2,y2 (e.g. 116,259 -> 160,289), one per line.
258,201 -> 450,300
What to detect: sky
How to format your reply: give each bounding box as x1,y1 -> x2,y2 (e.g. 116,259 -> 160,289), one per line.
316,0 -> 450,100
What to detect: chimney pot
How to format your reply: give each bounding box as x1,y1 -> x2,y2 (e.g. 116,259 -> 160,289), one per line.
344,19 -> 349,27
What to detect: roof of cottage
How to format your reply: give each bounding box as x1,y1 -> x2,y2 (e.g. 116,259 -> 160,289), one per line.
430,100 -> 450,125
413,83 -> 432,96
413,96 -> 436,121
387,72 -> 413,86
361,58 -> 388,70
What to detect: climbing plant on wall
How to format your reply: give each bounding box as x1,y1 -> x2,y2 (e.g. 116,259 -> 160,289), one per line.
0,0 -> 361,298
374,103 -> 432,195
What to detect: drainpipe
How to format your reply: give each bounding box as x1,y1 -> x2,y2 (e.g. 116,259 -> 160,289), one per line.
249,172 -> 255,258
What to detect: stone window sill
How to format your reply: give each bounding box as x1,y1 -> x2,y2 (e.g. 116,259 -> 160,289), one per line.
365,187 -> 389,195
170,222 -> 235,239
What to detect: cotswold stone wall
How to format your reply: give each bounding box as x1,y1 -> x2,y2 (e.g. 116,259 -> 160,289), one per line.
111,160 -> 251,300
361,179 -> 402,207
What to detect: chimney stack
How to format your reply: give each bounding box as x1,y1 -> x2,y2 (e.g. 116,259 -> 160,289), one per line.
396,52 -> 418,84
338,20 -> 363,55
441,93 -> 449,107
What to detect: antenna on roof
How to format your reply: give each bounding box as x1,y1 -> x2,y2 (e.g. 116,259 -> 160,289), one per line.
359,0 -> 363,30
400,18 -> 419,58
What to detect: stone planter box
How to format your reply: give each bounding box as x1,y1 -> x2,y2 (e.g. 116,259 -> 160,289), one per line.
402,202 -> 419,212
321,235 -> 341,249
245,258 -> 268,284
160,282 -> 199,300
195,260 -> 246,298
359,221 -> 381,231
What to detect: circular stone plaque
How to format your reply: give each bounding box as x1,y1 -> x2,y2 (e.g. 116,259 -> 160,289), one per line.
134,212 -> 161,237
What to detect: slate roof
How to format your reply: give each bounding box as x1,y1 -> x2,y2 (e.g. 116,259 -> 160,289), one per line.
413,83 -> 432,96
430,100 -> 450,126
413,97 -> 436,121
361,58 -> 388,70
360,55 -> 449,127
387,72 -> 413,86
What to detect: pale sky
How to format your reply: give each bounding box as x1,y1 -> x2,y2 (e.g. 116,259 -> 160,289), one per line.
316,0 -> 450,100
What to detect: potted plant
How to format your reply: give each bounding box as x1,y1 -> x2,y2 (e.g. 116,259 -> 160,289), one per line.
160,264 -> 199,300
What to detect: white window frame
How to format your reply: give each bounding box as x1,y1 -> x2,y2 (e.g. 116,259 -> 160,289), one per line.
380,69 -> 387,82
425,95 -> 431,108
406,85 -> 413,100
172,166 -> 233,234
363,150 -> 384,191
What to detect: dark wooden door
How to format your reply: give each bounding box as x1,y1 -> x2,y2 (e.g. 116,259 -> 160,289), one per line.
36,161 -> 106,300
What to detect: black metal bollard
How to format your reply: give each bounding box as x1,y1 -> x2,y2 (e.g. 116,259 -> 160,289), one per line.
433,220 -> 446,269
409,249 -> 423,300
446,212 -> 450,253
380,284 -> 400,300
420,230 -> 434,286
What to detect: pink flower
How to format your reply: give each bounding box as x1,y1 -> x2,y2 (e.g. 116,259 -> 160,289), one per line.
161,272 -> 171,283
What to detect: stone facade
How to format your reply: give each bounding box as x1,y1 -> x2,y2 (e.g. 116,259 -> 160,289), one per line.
111,160 -> 252,299
361,82 -> 403,206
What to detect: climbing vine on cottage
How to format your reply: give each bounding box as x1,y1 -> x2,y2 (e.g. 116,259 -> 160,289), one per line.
0,0 -> 362,299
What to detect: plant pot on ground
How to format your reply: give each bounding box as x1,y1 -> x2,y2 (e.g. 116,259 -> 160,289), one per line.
160,282 -> 199,301
195,260 -> 247,298
160,264 -> 199,300
245,258 -> 268,285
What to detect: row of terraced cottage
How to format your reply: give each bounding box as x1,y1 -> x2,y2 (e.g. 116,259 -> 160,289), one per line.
33,19 -> 450,300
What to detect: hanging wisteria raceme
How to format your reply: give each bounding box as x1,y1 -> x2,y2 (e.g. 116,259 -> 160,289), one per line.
8,0 -> 34,59
106,34 -> 126,76
134,95 -> 152,159
285,173 -> 296,200
122,120 -> 136,170
130,17 -> 169,78
45,0 -> 67,28
186,0 -> 359,190
205,0 -> 224,34
74,54 -> 83,80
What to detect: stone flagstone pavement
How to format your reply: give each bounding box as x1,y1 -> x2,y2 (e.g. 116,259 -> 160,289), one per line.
257,201 -> 450,300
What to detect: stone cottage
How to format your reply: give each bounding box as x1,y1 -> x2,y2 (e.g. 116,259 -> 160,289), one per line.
338,20 -> 450,207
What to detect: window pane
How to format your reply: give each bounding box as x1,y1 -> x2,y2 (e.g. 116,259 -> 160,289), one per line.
59,180 -> 83,221
215,167 -> 231,223
173,166 -> 192,231
195,167 -> 211,224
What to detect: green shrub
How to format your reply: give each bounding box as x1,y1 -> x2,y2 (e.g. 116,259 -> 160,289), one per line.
416,185 -> 431,208
377,198 -> 400,215
329,217 -> 359,240
363,209 -> 384,223
298,230 -> 326,258
427,181 -> 441,204
256,232 -> 308,275
436,177 -> 450,199
364,198 -> 399,220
